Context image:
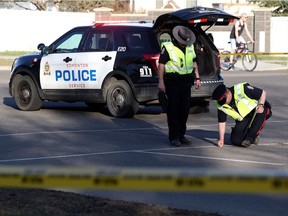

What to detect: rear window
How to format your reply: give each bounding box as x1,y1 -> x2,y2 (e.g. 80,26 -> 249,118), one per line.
123,31 -> 159,51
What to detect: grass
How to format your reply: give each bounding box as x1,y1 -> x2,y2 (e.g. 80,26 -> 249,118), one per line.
0,51 -> 34,67
258,55 -> 288,65
0,58 -> 14,67
0,51 -> 33,56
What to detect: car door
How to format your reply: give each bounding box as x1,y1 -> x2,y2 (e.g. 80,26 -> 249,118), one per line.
40,28 -> 87,90
75,29 -> 117,90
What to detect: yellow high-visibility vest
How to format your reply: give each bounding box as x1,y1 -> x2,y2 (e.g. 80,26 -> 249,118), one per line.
216,82 -> 258,121
162,42 -> 196,75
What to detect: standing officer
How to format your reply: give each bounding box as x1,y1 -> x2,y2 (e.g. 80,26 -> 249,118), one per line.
158,25 -> 201,146
212,83 -> 272,148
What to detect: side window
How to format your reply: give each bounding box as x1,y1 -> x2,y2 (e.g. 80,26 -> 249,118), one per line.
84,31 -> 113,51
124,32 -> 146,49
52,30 -> 86,53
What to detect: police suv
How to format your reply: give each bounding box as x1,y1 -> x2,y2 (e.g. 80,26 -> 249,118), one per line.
9,7 -> 237,118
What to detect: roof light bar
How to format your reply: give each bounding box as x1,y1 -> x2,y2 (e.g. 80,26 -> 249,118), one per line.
93,20 -> 152,25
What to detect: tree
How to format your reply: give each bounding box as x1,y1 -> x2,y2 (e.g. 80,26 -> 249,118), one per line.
60,0 -> 117,12
0,0 -> 116,12
0,0 -> 19,9
0,0 -> 48,10
249,0 -> 288,15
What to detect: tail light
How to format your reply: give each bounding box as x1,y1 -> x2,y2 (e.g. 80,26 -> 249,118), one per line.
189,18 -> 208,24
143,54 -> 160,72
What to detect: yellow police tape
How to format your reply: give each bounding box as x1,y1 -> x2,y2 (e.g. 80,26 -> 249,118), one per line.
0,166 -> 287,194
220,52 -> 288,56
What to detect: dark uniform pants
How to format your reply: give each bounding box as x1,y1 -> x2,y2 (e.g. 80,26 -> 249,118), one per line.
230,104 -> 272,146
164,74 -> 193,141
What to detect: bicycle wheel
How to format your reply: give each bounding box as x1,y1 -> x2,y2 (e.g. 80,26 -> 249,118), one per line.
220,51 -> 231,71
242,51 -> 258,71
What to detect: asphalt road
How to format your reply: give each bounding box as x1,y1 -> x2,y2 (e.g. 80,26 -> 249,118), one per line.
0,68 -> 287,216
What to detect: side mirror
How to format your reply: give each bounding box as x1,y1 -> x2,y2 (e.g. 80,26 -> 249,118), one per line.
37,43 -> 45,51
37,43 -> 50,55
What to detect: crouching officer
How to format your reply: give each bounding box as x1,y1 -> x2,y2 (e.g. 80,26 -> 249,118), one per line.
212,83 -> 272,148
157,25 -> 201,146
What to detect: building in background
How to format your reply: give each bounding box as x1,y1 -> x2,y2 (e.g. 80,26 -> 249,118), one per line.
1,0 -> 285,53
133,0 -> 259,14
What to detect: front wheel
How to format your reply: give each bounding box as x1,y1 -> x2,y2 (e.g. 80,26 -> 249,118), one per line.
220,51 -> 231,71
242,51 -> 258,71
106,80 -> 139,118
13,75 -> 43,111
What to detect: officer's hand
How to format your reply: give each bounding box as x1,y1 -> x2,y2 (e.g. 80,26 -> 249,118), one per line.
217,139 -> 224,147
158,80 -> 165,92
256,104 -> 264,113
195,80 -> 201,89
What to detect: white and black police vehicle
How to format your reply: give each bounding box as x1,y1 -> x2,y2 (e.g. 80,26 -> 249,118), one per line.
9,7 -> 237,118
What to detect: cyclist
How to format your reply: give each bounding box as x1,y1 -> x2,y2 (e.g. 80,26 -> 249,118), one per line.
229,13 -> 254,68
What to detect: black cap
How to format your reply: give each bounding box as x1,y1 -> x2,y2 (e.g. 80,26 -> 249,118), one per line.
212,84 -> 227,101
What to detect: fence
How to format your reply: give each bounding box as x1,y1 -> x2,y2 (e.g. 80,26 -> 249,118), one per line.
0,8 -> 287,54
0,9 -> 95,51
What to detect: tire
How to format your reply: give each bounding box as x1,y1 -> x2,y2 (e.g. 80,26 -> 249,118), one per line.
220,51 -> 231,71
242,51 -> 258,71
106,80 -> 139,118
13,75 -> 43,111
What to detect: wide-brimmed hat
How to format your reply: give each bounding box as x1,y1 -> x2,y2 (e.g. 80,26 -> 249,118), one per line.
172,26 -> 196,46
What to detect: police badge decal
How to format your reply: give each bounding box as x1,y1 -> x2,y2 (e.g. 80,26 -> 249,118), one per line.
44,62 -> 51,75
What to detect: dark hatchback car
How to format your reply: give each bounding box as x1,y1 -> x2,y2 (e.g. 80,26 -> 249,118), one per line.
9,7 -> 237,117
153,7 -> 238,111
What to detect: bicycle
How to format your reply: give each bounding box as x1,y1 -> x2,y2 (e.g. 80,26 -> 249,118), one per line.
220,42 -> 258,72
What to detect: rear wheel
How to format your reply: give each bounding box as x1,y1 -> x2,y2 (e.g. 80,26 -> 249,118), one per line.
220,51 -> 231,71
242,51 -> 258,71
106,80 -> 139,118
13,75 -> 43,111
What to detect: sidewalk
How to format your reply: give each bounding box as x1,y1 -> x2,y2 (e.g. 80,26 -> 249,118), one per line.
225,57 -> 288,72
255,60 -> 288,71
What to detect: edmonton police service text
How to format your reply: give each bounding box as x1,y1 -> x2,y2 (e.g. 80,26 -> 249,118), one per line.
55,69 -> 96,81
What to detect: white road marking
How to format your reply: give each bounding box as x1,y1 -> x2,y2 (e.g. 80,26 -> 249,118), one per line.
0,146 -> 215,163
136,151 -> 286,166
0,120 -> 286,165
0,143 -> 286,166
0,118 -> 287,137
0,128 -> 157,137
